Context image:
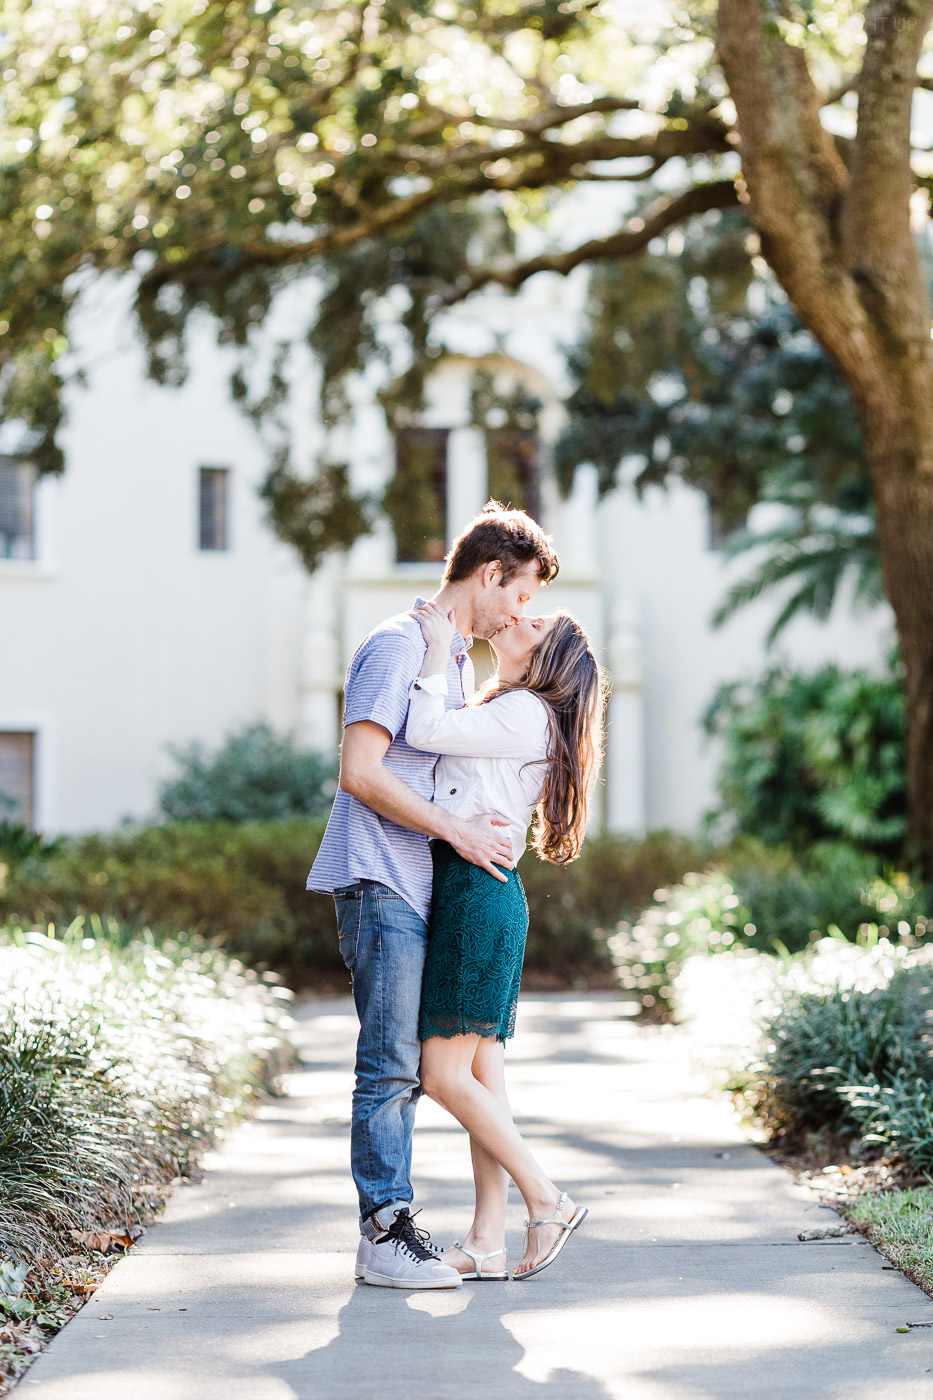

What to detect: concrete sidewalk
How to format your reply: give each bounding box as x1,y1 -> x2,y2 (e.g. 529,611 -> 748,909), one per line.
20,994 -> 933,1399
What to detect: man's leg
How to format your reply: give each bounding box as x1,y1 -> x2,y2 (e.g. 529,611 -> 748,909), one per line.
335,881 -> 461,1289
334,880 -> 427,1237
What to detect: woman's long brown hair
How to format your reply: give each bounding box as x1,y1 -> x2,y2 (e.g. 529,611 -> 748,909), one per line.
477,612 -> 608,864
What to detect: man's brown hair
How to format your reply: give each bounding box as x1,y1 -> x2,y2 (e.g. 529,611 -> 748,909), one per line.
443,500 -> 559,585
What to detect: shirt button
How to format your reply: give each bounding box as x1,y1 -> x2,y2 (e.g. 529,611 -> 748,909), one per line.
449,788 -> 457,795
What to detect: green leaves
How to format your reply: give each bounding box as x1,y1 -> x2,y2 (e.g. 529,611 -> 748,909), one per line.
761,963 -> 933,1162
704,661 -> 907,858
0,922 -> 293,1267
259,459 -> 373,573
712,516 -> 882,645
158,723 -> 339,823
0,0 -> 736,572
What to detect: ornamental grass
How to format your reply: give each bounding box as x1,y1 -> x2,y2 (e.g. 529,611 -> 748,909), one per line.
0,919 -> 293,1392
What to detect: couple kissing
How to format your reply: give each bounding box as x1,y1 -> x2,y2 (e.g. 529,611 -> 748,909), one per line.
309,500 -> 606,1288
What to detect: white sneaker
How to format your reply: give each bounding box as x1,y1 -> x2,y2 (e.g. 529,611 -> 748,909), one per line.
358,1209 -> 462,1290
355,1237 -> 370,1278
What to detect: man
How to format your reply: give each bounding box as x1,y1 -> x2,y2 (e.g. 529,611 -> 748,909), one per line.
308,501 -> 560,1289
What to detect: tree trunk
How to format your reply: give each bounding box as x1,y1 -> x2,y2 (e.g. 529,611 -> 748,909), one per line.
850,371 -> 933,874
717,0 -> 933,876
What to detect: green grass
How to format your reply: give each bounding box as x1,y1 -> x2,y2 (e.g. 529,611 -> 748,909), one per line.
845,1188 -> 933,1297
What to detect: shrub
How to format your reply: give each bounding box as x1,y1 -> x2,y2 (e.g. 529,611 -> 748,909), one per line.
760,960 -> 933,1139
0,819 -> 339,983
0,823 -> 61,864
676,932 -> 933,1172
724,840 -> 929,955
0,921 -> 292,1391
158,723 -> 338,822
610,843 -> 931,1015
0,822 -> 711,988
0,923 -> 294,1256
520,829 -> 709,984
607,871 -> 753,1012
704,661 -> 906,858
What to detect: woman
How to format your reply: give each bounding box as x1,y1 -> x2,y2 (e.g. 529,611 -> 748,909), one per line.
405,601 -> 606,1281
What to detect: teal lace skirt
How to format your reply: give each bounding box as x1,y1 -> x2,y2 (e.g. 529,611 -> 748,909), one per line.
419,840 -> 529,1043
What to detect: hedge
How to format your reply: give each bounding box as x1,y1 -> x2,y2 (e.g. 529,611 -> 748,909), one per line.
0,822 -> 710,987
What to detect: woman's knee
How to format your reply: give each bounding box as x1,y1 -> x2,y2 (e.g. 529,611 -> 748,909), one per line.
420,1053 -> 470,1106
419,1062 -> 455,1105
471,1041 -> 506,1096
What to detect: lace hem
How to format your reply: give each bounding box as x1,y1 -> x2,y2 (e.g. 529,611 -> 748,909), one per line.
419,1014 -> 510,1044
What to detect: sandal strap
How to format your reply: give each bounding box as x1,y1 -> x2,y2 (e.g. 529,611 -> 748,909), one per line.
524,1191 -> 570,1230
452,1242 -> 507,1268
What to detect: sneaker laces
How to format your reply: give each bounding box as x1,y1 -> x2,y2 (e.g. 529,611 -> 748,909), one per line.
377,1208 -> 437,1263
411,1212 -> 442,1256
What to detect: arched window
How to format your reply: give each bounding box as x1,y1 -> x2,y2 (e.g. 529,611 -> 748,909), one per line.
487,426 -> 541,520
471,370 -> 542,518
385,427 -> 449,563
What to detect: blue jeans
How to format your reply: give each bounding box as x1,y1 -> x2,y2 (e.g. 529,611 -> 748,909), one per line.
334,880 -> 429,1240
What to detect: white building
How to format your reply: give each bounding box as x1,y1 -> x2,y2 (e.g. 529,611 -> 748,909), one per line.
0,266 -> 893,836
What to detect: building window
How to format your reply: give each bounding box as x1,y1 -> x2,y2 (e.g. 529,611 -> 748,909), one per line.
199,466 -> 230,550
0,457 -> 36,560
708,507 -> 749,552
0,732 -> 35,827
487,428 -> 541,520
385,428 -> 449,563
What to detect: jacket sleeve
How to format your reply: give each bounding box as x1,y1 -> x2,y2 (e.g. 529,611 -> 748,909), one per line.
405,674 -> 549,758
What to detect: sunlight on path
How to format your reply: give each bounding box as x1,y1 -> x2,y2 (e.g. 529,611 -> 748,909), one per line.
21,995 -> 933,1400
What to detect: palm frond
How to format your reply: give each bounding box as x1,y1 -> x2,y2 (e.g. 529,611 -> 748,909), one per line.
712,515 -> 879,643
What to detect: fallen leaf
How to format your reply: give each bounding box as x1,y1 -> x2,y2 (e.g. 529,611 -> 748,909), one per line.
70,1227 -> 142,1255
98,1314 -> 113,1322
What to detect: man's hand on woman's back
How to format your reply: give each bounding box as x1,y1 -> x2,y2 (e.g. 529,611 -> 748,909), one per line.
448,812 -> 514,882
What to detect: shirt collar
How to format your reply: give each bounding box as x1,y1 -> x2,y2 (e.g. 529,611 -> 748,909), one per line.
413,596 -> 473,657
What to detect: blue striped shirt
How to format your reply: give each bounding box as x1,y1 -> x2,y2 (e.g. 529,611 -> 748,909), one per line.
307,599 -> 474,921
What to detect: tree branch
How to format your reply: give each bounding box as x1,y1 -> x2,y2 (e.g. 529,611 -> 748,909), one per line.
417,94 -> 643,135
138,185 -> 443,292
843,0 -> 933,310
822,77 -> 857,106
380,118 -> 730,179
136,113 -> 731,296
439,180 -> 740,303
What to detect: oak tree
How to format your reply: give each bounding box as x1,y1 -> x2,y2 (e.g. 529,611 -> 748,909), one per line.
5,1 -> 933,866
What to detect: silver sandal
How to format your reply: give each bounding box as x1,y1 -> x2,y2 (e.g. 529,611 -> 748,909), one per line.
451,1242 -> 509,1281
513,1192 -> 587,1281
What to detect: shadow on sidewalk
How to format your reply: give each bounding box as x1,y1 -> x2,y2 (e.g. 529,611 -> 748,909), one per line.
264,1282 -> 615,1399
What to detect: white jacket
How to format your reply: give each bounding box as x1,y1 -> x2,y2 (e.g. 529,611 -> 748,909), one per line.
406,673 -> 551,863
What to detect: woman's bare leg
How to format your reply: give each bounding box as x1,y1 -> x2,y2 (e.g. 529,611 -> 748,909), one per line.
421,1033 -> 575,1273
441,1038 -> 510,1274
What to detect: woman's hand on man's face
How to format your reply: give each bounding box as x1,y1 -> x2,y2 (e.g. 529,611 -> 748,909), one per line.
414,600 -> 457,651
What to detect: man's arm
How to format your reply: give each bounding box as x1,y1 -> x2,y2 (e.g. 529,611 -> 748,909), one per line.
339,720 -> 513,881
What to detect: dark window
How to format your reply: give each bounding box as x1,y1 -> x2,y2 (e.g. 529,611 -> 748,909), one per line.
708,507 -> 749,552
0,732 -> 35,827
0,457 -> 35,560
386,429 -> 449,563
486,428 -> 541,520
199,467 -> 230,550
